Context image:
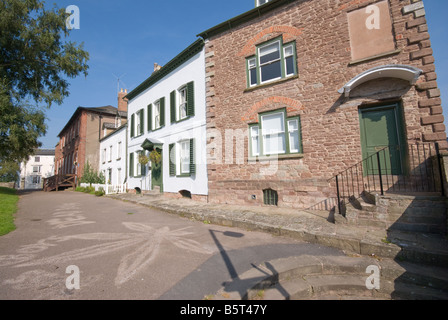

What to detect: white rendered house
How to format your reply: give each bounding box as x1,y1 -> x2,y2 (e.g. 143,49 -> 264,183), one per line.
18,149 -> 55,190
125,39 -> 208,199
99,123 -> 127,186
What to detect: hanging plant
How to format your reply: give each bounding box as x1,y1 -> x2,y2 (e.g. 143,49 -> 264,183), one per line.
138,154 -> 149,165
149,150 -> 161,164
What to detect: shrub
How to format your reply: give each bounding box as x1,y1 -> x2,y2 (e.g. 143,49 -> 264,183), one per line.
75,186 -> 85,192
94,190 -> 105,197
79,161 -> 105,184
83,186 -> 95,193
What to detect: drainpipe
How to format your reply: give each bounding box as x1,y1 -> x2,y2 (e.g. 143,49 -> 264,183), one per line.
98,115 -> 103,141
124,123 -> 128,188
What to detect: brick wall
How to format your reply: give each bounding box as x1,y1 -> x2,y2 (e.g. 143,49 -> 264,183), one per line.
204,0 -> 446,209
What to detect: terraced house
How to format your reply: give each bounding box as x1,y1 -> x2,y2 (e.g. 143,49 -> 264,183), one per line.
126,39 -> 208,200
197,0 -> 446,209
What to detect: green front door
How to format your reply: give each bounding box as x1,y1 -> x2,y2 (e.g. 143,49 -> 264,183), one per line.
151,151 -> 163,192
359,104 -> 405,175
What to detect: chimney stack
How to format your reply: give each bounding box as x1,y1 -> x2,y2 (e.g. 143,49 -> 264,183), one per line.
154,63 -> 162,72
118,88 -> 128,113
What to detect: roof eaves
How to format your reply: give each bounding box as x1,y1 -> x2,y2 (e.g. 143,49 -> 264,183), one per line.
197,0 -> 295,39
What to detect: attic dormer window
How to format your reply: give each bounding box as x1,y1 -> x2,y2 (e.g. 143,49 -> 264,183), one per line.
256,0 -> 271,7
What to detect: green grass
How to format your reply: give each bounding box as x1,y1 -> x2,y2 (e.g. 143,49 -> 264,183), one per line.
0,187 -> 19,236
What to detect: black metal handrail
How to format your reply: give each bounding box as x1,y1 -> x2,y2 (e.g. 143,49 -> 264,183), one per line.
329,142 -> 444,215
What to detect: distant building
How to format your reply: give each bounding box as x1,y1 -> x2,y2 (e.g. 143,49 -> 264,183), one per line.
18,149 -> 55,190
99,123 -> 127,186
54,90 -> 128,180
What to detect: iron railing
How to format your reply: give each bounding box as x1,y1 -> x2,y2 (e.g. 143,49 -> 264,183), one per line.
329,142 -> 444,215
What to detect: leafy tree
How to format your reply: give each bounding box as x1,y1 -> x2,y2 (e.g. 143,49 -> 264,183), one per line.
79,162 -> 105,185
0,160 -> 19,182
0,0 -> 89,163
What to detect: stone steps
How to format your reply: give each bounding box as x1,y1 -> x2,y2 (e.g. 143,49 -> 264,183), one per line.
211,254 -> 448,300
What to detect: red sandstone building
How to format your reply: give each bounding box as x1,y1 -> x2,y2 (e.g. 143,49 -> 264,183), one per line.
54,90 -> 128,179
198,0 -> 446,209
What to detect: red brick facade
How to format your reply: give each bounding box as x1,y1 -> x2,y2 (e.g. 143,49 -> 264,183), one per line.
202,0 -> 446,208
55,93 -> 128,180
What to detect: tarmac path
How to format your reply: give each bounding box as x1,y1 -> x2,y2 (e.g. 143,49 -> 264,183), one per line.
0,190 -> 344,300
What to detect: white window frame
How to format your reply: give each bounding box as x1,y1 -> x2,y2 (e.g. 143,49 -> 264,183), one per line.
283,43 -> 295,77
136,110 -> 142,136
178,86 -> 188,121
287,119 -> 300,153
117,141 -> 122,160
250,126 -> 260,156
179,140 -> 190,175
250,109 -> 302,157
261,111 -> 286,155
135,151 -> 142,177
153,100 -> 161,129
248,58 -> 257,87
258,40 -> 282,85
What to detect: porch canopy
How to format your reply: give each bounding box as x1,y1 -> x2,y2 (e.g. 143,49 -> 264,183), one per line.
141,138 -> 163,151
338,64 -> 423,97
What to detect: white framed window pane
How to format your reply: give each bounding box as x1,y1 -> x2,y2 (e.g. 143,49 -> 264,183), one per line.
285,56 -> 294,76
259,42 -> 281,82
180,141 -> 190,174
261,61 -> 281,82
288,119 -> 298,131
262,112 -> 284,134
259,42 -> 280,65
136,111 -> 141,128
284,45 -> 293,57
250,126 -> 260,156
264,134 -> 286,155
154,103 -> 160,128
180,104 -> 187,119
288,120 -> 300,153
136,152 -> 141,176
179,87 -> 187,120
248,58 -> 257,86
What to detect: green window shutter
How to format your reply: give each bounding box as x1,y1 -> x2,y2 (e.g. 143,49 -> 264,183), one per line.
169,143 -> 176,176
160,97 -> 165,127
147,104 -> 152,131
170,90 -> 176,123
129,153 -> 134,177
186,81 -> 195,117
189,138 -> 195,176
139,109 -> 144,134
130,114 -> 135,138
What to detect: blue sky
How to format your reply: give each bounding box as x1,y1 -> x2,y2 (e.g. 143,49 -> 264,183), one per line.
39,0 -> 448,148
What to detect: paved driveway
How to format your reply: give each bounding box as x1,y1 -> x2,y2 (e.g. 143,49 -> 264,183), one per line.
0,191 -> 343,300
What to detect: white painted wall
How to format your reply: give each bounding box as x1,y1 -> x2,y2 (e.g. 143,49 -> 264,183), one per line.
19,153 -> 55,190
127,47 -> 208,196
99,124 -> 127,186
